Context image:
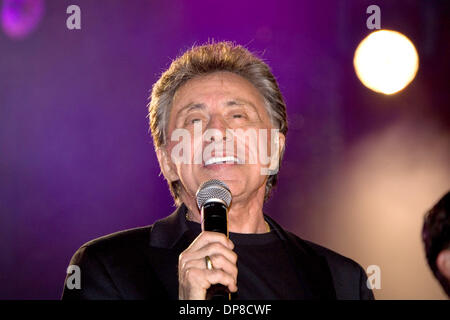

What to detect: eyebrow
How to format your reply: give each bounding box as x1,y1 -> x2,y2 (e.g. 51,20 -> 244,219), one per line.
225,99 -> 258,112
177,98 -> 259,116
175,102 -> 206,118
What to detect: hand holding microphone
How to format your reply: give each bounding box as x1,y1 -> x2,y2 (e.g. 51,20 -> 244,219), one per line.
178,180 -> 238,300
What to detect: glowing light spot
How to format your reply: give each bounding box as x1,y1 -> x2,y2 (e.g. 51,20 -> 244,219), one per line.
1,0 -> 45,40
353,30 -> 419,95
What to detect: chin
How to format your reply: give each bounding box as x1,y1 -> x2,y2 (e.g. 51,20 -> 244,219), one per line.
191,166 -> 264,198
202,175 -> 244,191
221,180 -> 259,202
200,164 -> 259,179
199,172 -> 245,193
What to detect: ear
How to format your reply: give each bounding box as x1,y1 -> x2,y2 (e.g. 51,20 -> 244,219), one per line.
277,132 -> 286,157
263,131 -> 286,176
436,249 -> 450,281
156,147 -> 179,182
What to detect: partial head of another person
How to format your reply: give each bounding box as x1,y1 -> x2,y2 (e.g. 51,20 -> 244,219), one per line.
422,191 -> 450,298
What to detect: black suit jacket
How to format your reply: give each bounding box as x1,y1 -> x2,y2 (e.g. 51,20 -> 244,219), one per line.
61,205 -> 374,300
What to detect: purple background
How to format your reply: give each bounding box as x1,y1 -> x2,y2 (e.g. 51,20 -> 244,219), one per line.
0,0 -> 449,299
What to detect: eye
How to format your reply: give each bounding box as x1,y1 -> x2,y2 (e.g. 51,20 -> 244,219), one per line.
184,114 -> 205,126
232,113 -> 245,119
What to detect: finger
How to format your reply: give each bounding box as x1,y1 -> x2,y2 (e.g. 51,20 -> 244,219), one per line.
182,267 -> 237,293
180,267 -> 238,299
178,232 -> 235,276
187,231 -> 234,251
189,242 -> 238,267
209,254 -> 238,281
182,255 -> 238,282
205,269 -> 238,293
181,267 -> 210,298
179,246 -> 232,275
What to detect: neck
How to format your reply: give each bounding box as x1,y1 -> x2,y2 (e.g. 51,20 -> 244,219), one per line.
181,183 -> 268,234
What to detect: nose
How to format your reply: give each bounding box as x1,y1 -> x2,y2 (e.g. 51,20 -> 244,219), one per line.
205,114 -> 229,142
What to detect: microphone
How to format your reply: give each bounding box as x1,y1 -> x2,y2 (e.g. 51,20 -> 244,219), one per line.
196,179 -> 232,301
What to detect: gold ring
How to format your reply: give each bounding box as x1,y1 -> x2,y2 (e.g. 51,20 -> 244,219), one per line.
205,256 -> 214,270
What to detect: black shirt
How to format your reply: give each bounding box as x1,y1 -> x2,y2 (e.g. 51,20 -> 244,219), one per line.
185,220 -> 304,300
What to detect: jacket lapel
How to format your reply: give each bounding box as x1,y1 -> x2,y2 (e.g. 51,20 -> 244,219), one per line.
264,214 -> 337,300
145,205 -> 192,299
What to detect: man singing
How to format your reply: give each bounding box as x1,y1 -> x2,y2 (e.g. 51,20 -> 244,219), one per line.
62,41 -> 374,300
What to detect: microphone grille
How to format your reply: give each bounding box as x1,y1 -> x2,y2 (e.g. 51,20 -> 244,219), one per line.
196,179 -> 232,209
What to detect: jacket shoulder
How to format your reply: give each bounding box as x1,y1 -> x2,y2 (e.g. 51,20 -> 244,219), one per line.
79,225 -> 152,252
68,225 -> 154,284
301,237 -> 363,272
286,231 -> 374,300
62,225 -> 156,300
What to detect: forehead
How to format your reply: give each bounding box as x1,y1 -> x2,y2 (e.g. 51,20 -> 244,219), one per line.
172,71 -> 266,109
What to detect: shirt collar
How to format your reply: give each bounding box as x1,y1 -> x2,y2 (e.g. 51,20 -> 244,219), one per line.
148,203 -> 286,249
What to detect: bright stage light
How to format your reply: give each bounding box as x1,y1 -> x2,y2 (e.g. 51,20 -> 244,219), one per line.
353,30 -> 419,95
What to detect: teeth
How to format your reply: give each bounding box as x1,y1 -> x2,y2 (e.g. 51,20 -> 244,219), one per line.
205,156 -> 241,166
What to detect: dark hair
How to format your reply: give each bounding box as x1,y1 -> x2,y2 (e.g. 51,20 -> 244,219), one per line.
422,191 -> 450,296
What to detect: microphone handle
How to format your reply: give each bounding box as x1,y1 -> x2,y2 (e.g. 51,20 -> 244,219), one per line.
202,201 -> 231,301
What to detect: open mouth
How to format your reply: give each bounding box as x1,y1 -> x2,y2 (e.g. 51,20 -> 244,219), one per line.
204,156 -> 242,166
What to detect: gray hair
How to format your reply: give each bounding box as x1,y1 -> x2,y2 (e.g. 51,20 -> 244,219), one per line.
148,41 -> 288,205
